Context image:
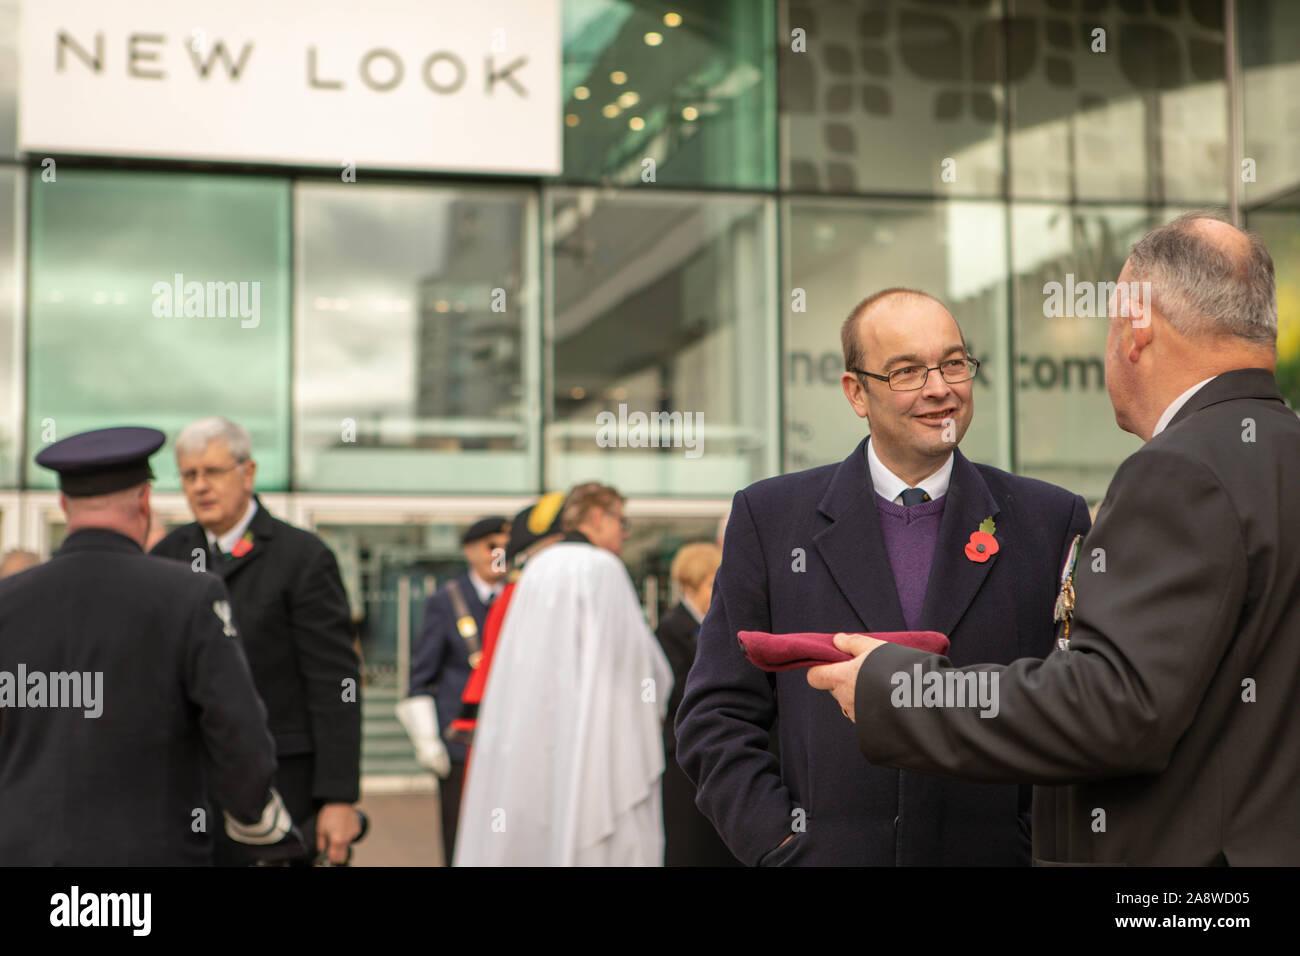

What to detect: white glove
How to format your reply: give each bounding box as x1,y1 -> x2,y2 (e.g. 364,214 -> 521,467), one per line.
396,695 -> 452,779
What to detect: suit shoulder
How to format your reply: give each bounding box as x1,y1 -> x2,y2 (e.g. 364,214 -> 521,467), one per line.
137,552 -> 226,597
266,513 -> 333,554
973,462 -> 1084,512
153,523 -> 199,558
738,460 -> 839,509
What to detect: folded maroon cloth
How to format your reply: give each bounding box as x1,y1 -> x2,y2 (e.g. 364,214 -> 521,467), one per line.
737,630 -> 951,671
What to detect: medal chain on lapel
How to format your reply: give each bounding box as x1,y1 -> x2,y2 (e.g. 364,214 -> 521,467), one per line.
1053,534 -> 1081,651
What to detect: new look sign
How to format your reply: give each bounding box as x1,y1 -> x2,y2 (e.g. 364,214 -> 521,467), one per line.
19,0 -> 561,175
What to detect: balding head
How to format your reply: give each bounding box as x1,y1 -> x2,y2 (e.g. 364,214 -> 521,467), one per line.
62,481 -> 152,548
1126,211 -> 1276,347
1106,212 -> 1278,440
841,288 -> 958,373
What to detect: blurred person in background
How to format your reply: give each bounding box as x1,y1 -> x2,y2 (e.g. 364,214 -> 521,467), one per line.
656,541 -> 737,866
454,483 -> 671,866
0,549 -> 40,578
401,515 -> 509,865
3,427 -> 299,865
144,510 -> 169,551
152,416 -> 362,865
448,493 -> 567,750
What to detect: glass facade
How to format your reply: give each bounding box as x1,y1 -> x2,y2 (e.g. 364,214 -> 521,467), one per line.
546,188 -> 777,494
1240,0 -> 1300,410
294,181 -> 538,494
26,170 -> 291,491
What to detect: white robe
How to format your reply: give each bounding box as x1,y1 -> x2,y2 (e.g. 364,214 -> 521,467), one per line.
453,542 -> 673,866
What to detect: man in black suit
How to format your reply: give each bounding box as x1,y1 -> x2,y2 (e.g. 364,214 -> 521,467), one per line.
812,212 -> 1300,864
405,515 -> 508,865
1,427 -> 297,865
675,289 -> 1091,866
152,416 -> 362,864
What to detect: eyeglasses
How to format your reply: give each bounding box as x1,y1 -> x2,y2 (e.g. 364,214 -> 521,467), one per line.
604,508 -> 629,532
851,357 -> 980,392
179,461 -> 246,485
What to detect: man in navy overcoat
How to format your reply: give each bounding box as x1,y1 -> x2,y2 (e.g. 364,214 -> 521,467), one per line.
675,289 -> 1091,865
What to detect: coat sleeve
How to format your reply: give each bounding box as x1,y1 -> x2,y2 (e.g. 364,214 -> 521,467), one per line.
408,592 -> 448,698
853,447 -> 1247,783
184,574 -> 278,824
673,489 -> 795,866
289,542 -> 362,804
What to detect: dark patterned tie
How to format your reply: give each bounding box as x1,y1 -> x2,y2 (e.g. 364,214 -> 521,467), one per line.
900,487 -> 931,507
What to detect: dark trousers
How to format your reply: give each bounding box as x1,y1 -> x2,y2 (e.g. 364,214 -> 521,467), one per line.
662,752 -> 740,867
441,761 -> 465,866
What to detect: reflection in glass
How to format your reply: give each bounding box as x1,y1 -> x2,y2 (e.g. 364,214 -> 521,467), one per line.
1240,0 -> 1300,210
0,167 -> 17,487
1008,205 -> 1179,499
562,0 -> 775,188
1245,208 -> 1300,410
295,182 -> 536,493
546,188 -> 776,495
27,170 -> 290,490
0,0 -> 14,159
781,0 -> 1005,196
1009,0 -> 1227,203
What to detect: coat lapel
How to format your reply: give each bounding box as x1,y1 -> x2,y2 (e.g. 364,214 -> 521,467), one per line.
208,497 -> 274,581
812,438 -> 908,633
917,449 -> 1000,638
456,573 -> 491,631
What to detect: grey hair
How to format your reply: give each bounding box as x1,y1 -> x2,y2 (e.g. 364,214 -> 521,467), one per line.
1128,211 -> 1276,347
175,416 -> 253,461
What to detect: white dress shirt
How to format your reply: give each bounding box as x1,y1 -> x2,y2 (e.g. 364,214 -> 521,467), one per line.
1151,376 -> 1217,438
867,436 -> 954,505
468,569 -> 503,606
206,498 -> 258,554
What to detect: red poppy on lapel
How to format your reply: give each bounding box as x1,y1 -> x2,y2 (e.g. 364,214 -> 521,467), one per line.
230,531 -> 254,558
965,516 -> 998,563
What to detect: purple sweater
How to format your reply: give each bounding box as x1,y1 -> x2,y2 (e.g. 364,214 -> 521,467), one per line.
874,495 -> 946,630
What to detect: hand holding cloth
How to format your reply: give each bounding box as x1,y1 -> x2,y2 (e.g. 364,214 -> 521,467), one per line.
738,630 -> 950,671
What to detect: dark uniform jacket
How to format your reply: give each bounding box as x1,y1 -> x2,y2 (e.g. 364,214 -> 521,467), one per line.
675,440 -> 1091,866
0,528 -> 277,865
854,369 -> 1300,865
153,497 -> 361,819
409,572 -> 490,764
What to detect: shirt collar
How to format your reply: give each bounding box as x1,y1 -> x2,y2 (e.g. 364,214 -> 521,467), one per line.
681,594 -> 704,624
867,436 -> 953,505
206,498 -> 258,554
1152,375 -> 1217,438
467,569 -> 501,605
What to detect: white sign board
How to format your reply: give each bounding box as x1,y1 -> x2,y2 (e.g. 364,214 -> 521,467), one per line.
19,0 -> 561,175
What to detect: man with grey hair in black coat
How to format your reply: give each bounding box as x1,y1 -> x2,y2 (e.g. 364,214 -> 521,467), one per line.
153,416 -> 362,865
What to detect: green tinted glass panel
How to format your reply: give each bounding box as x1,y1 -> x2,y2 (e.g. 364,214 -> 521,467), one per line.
0,166 -> 18,487
27,170 -> 290,490
561,0 -> 775,188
